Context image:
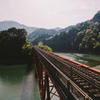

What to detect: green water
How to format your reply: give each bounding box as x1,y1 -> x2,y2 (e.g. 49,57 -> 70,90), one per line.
0,53 -> 100,100
0,64 -> 40,100
55,53 -> 100,70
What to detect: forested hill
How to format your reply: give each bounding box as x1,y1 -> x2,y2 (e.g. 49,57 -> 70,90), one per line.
42,21 -> 100,54
91,11 -> 100,23
29,23 -> 83,45
31,33 -> 51,45
27,28 -> 58,41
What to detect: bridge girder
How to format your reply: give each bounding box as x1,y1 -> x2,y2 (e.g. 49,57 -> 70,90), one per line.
33,48 -> 62,100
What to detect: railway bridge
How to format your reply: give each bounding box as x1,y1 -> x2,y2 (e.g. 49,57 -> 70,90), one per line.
33,46 -> 100,100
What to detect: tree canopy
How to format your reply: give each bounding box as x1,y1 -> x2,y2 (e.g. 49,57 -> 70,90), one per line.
37,41 -> 52,52
40,21 -> 100,54
0,27 -> 33,63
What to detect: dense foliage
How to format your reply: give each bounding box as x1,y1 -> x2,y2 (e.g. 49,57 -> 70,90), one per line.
37,42 -> 52,52
92,11 -> 100,19
27,25 -> 81,42
31,33 -> 51,45
27,28 -> 58,41
41,21 -> 100,54
0,27 -> 33,62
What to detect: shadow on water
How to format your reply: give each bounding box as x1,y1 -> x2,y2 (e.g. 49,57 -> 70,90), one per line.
0,64 -> 40,100
21,63 -> 40,100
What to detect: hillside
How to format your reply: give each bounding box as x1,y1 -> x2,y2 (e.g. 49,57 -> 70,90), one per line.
27,25 -> 79,42
41,21 -> 100,54
31,22 -> 88,46
91,11 -> 100,23
27,28 -> 58,41
30,11 -> 100,55
0,21 -> 38,35
58,25 -> 74,33
31,33 -> 51,45
30,21 -> 86,44
53,27 -> 62,31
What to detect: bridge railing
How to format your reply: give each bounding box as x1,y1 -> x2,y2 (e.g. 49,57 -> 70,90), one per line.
35,47 -> 100,90
34,47 -> 92,100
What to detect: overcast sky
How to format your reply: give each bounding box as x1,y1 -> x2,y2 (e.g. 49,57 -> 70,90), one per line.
0,0 -> 100,29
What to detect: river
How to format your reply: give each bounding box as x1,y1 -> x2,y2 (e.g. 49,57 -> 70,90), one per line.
55,53 -> 100,70
0,53 -> 100,100
0,64 -> 40,100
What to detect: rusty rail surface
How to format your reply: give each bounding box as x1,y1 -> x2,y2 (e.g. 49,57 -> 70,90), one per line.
33,46 -> 100,100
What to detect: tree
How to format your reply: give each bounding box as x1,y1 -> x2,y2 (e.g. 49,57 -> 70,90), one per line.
0,27 -> 32,60
38,41 -> 43,47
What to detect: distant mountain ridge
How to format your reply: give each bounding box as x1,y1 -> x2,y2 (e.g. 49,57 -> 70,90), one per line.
31,33 -> 51,45
1,11 -> 100,41
53,27 -> 62,31
0,21 -> 75,39
29,23 -> 83,44
0,21 -> 38,35
41,21 -> 100,54
27,28 -> 58,41
26,24 -> 81,42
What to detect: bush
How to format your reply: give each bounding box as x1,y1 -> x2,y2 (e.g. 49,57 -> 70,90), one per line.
38,42 -> 52,52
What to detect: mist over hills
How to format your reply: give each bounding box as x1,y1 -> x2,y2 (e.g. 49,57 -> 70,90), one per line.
0,20 -> 84,42
29,23 -> 84,45
26,28 -> 59,41
26,24 -> 82,42
0,21 -> 73,38
0,21 -> 38,35
53,27 -> 62,31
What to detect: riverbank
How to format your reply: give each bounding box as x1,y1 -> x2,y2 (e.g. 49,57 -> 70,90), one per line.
53,50 -> 100,56
54,52 -> 100,68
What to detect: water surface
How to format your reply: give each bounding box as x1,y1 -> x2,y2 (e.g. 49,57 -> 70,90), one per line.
54,53 -> 100,70
0,53 -> 100,99
0,64 -> 40,100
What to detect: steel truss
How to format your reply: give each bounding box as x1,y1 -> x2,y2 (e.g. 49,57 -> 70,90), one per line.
33,49 -> 62,100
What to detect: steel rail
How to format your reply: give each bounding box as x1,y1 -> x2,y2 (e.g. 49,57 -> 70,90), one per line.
34,47 -> 100,100
34,47 -> 93,100
35,47 -> 100,89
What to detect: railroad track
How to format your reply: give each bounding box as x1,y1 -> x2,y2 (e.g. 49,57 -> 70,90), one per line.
59,58 -> 100,100
34,47 -> 100,100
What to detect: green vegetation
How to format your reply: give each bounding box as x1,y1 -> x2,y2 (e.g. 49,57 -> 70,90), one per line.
92,11 -> 100,19
28,11 -> 100,55
27,28 -> 58,41
31,33 -> 51,45
0,27 -> 33,64
37,41 -> 52,52
22,39 -> 33,57
41,21 -> 100,55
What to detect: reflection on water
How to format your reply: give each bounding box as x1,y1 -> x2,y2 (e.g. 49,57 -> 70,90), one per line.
54,53 -> 100,69
0,64 -> 40,100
